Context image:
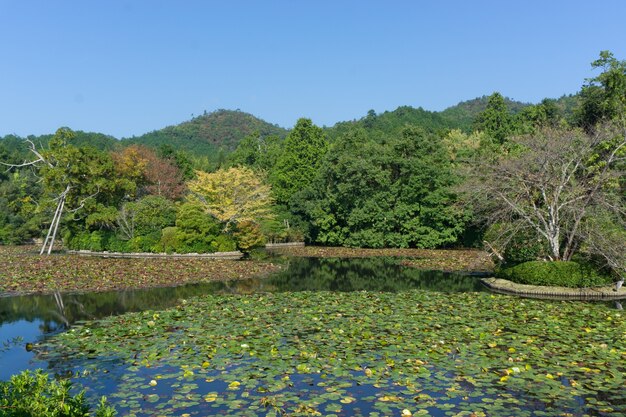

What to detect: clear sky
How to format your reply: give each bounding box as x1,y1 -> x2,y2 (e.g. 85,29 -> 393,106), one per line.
1,0 -> 625,138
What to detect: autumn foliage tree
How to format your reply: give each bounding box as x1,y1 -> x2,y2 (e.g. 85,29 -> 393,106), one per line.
187,166 -> 274,231
112,145 -> 186,200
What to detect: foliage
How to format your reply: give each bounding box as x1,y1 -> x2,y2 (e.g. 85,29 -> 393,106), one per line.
473,92 -> 517,144
441,129 -> 483,162
270,118 -> 328,205
296,126 -> 467,248
327,106 -> 454,142
0,370 -> 115,417
461,125 -> 626,268
517,98 -> 566,130
211,234 -> 237,253
483,224 -> 548,266
577,50 -> 626,129
496,260 -> 613,288
227,132 -> 283,172
259,205 -> 305,244
440,95 -> 529,133
156,144 -> 195,180
233,220 -> 265,252
172,201 -> 221,253
187,167 -> 274,231
0,171 -> 44,244
112,145 -> 186,200
122,195 -> 176,237
123,110 -> 287,168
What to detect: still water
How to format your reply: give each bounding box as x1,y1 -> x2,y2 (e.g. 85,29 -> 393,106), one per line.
1,257 -> 486,380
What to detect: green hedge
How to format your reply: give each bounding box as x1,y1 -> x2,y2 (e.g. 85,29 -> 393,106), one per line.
0,370 -> 115,417
496,261 -> 613,288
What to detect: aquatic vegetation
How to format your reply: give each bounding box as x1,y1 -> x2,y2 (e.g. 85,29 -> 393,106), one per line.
0,246 -> 281,296
270,246 -> 494,272
42,290 -> 626,416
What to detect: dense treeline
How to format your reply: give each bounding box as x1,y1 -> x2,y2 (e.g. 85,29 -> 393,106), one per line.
0,51 -> 624,281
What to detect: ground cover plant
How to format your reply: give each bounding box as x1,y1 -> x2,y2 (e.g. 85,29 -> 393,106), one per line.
0,246 -> 281,296
40,290 -> 625,416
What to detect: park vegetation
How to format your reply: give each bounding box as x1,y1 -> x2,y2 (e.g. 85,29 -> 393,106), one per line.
1,51 -> 625,287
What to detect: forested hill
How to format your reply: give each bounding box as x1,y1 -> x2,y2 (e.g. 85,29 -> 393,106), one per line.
440,96 -> 530,132
325,97 -> 532,140
326,106 -> 451,141
123,109 -> 288,159
0,94 -> 580,163
0,131 -> 120,162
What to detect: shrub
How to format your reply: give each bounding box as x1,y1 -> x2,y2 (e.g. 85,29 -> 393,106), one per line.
233,221 -> 264,252
127,231 -> 162,253
212,234 -> 237,252
497,261 -> 613,288
0,370 -> 116,417
483,223 -> 548,266
173,202 -> 220,253
158,226 -> 179,254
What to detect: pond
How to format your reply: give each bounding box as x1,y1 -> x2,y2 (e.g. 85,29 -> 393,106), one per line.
2,256 -> 625,416
0,257 -> 483,381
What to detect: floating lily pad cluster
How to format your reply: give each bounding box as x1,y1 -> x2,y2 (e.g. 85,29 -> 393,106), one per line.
42,290 -> 625,416
270,247 -> 494,273
0,245 -> 281,295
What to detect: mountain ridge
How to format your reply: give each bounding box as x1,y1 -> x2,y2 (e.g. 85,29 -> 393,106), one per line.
0,94 -> 579,162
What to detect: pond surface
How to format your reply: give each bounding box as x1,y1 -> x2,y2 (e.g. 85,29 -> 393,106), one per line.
0,257 -> 484,381
3,256 -> 624,416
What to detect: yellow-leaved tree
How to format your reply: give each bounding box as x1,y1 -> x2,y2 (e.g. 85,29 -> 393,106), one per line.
187,167 -> 274,231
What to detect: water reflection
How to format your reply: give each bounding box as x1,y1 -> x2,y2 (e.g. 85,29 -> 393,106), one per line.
265,257 -> 487,293
0,257 -> 483,380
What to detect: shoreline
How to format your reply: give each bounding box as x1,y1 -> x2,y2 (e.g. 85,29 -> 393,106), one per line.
481,277 -> 626,300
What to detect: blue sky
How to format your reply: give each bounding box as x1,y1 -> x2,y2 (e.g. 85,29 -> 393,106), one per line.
1,0 -> 625,138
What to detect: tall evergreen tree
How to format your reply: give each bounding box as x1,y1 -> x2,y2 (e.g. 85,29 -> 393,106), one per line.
270,118 -> 328,205
473,92 -> 514,144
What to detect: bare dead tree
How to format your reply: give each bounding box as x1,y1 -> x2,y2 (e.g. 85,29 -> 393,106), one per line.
116,202 -> 137,240
460,124 -> 626,269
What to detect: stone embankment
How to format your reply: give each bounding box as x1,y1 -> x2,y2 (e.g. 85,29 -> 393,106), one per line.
69,250 -> 243,260
482,277 -> 626,300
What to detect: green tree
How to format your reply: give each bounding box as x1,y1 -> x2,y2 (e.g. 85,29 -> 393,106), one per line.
172,201 -> 222,253
2,128 -> 127,253
295,127 -> 467,248
0,170 -> 44,244
577,51 -> 626,130
473,92 -> 515,144
228,132 -> 282,172
270,118 -> 328,205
